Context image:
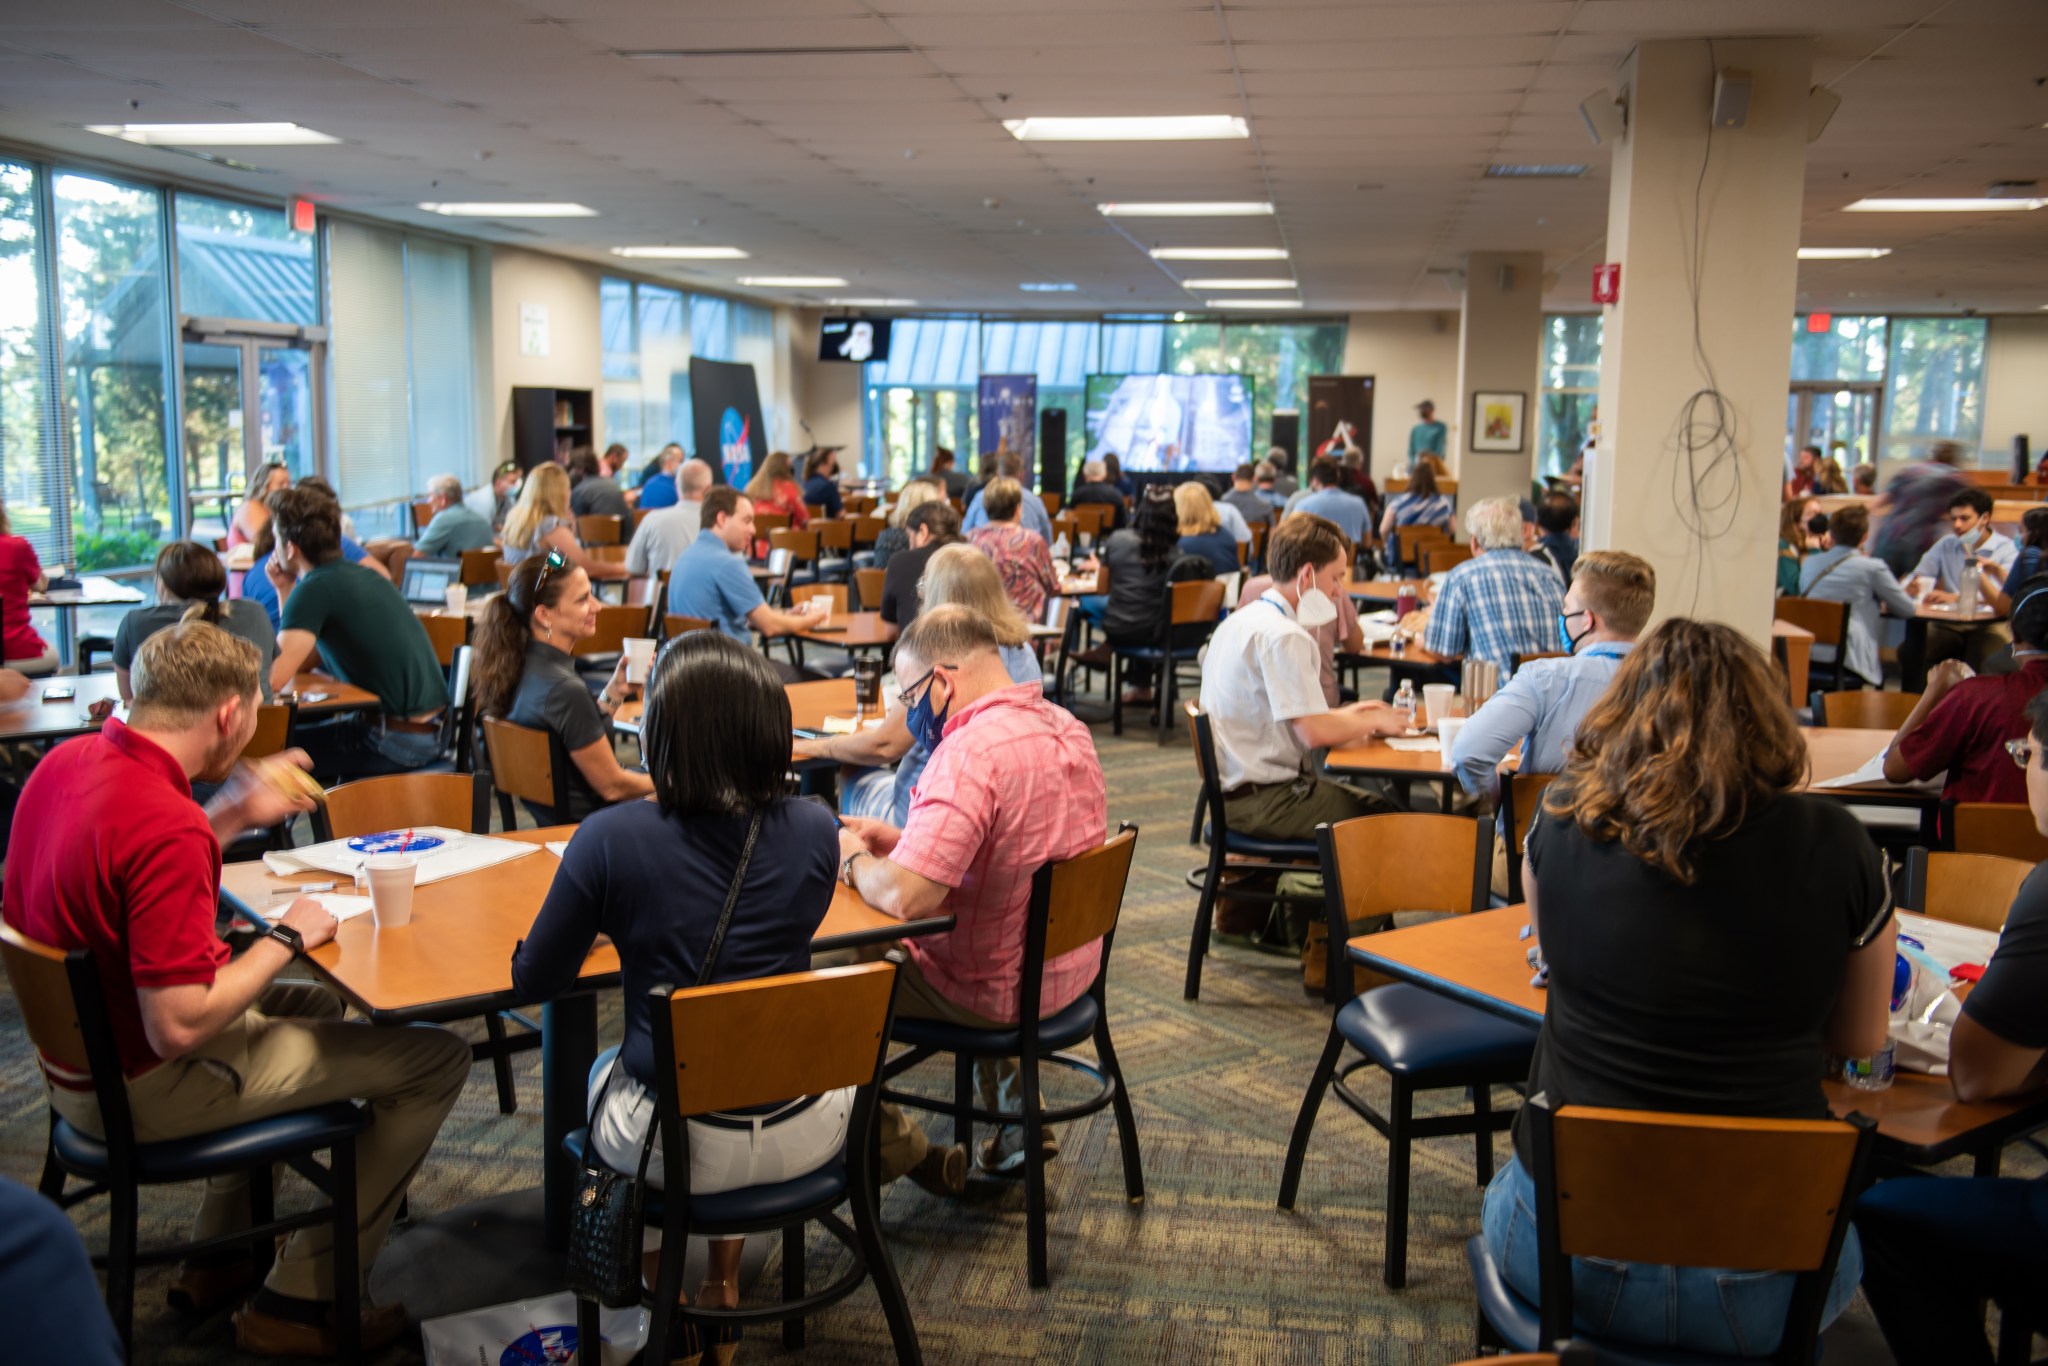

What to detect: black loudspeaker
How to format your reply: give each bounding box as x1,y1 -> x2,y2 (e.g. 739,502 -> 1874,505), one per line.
1039,409 -> 1068,498
1270,410 -> 1300,470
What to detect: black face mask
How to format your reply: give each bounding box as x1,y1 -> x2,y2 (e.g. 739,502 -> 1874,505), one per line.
1807,513 -> 1830,538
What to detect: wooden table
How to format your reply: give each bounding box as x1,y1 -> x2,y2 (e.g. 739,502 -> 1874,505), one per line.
1345,907 -> 2048,1172
0,672 -> 375,745
788,610 -> 898,658
278,674 -> 384,715
1347,578 -> 1428,606
30,575 -> 146,665
219,825 -> 952,1246
1886,597 -> 2007,693
1799,726 -> 1941,831
613,677 -> 861,742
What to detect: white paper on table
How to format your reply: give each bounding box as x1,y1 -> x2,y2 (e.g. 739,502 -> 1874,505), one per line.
1359,620 -> 1398,645
820,714 -> 884,734
1810,750 -> 1943,793
257,893 -> 374,923
1383,736 -> 1440,753
546,841 -> 571,858
262,829 -> 539,885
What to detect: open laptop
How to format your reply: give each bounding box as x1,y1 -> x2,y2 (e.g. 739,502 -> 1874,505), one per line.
401,558 -> 460,607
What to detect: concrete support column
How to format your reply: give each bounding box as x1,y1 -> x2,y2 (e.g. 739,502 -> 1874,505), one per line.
1453,250 -> 1545,513
1583,37 -> 1812,640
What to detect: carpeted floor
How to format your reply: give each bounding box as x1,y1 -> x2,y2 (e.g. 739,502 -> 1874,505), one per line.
0,710 -> 1994,1364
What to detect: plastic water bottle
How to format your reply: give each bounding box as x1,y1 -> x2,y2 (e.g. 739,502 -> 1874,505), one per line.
1393,680 -> 1418,730
1052,530 -> 1071,563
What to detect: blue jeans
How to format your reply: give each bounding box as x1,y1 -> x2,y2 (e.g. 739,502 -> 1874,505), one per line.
1855,1173 -> 2048,1366
294,716 -> 444,782
1076,594 -> 1107,628
1481,1157 -> 1861,1357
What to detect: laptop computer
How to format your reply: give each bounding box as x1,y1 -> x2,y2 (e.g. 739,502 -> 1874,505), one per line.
401,558 -> 460,607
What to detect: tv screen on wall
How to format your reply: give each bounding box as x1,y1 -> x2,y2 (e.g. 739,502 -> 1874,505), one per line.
1083,373 -> 1254,474
817,317 -> 892,363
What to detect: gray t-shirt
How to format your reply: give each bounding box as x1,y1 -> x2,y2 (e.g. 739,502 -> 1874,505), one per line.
505,637 -> 609,822
112,599 -> 279,702
503,515 -> 569,566
570,476 -> 630,521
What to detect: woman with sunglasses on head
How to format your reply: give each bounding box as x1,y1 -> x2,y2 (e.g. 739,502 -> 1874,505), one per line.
473,552 -> 651,823
511,631 -> 844,1365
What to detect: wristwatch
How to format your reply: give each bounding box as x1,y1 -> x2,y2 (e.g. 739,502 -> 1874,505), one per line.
264,923 -> 305,955
839,849 -> 866,886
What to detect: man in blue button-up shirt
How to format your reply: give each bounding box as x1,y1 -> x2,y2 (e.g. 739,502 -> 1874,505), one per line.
1448,548 -> 1657,799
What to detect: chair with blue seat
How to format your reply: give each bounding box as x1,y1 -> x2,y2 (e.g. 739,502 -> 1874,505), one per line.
1277,809 -> 1536,1289
1467,1093 -> 1875,1366
1112,576 -> 1225,744
1181,704 -> 1324,1001
1,924 -> 370,1362
564,960 -> 922,1364
882,826 -> 1145,1288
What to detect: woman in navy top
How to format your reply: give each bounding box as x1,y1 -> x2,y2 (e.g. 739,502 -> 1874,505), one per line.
1173,481 -> 1241,577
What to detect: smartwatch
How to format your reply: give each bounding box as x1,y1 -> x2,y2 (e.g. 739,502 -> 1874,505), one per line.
265,923 -> 305,955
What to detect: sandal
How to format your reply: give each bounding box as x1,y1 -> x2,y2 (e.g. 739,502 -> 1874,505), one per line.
698,1277 -> 741,1366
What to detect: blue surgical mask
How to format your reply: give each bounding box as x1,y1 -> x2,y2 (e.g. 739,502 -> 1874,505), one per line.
1558,611 -> 1593,655
906,673 -> 952,751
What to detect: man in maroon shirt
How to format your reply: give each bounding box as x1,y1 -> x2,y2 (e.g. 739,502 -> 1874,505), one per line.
1884,583 -> 2048,804
2,619 -> 470,1358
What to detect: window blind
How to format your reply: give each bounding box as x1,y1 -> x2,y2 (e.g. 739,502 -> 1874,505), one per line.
326,219 -> 411,510
404,236 -> 475,490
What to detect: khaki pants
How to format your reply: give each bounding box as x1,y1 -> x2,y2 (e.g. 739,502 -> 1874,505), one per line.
48,980 -> 472,1302
1223,775 -> 1395,842
1925,620 -> 2012,673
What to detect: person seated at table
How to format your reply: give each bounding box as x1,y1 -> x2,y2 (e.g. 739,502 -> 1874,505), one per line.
801,447 -> 845,519
510,631 -> 843,1359
473,554 -> 650,821
1786,443 -> 1823,500
743,450 -> 810,531
465,460 -> 522,533
114,541 -> 278,703
800,544 -> 1042,823
1449,549 -> 1655,802
0,495 -> 54,676
666,487 -> 828,675
1905,487 -> 2016,670
501,463 -> 628,583
1883,578 -> 2048,805
1797,504 -> 1919,689
413,473 -> 498,558
636,444 -> 685,510
1222,463 -> 1274,530
566,448 -> 630,522
1852,461 -> 1877,495
1776,496 -> 1822,597
1377,461 -> 1454,571
1283,458 -> 1371,542
625,457 -> 712,578
241,487 -> 390,632
962,451 -> 1054,542
1103,452 -> 1136,500
835,606 -> 1105,1185
1197,515 -> 1403,840
1077,486 -> 1212,707
265,488 -> 449,778
2,618 -> 471,1356
1238,549 -> 1364,711
925,444 -> 971,500
1174,481 -> 1241,576
1423,496 -> 1568,678
880,500 -> 964,627
1067,459 -> 1128,532
1530,491 -> 1579,583
969,476 -> 1060,620
1985,505 -> 2048,615
870,478 -> 941,572
1873,440 -> 1970,577
227,460 -> 292,556
1816,454 -> 1850,495
1484,617 -> 1896,1357
1856,685 -> 2048,1366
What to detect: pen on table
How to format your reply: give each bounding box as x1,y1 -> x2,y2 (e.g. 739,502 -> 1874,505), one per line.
270,881 -> 336,899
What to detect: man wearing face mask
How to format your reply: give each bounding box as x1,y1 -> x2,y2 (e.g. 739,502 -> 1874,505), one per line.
1197,515 -> 1405,841
1905,488 -> 2018,673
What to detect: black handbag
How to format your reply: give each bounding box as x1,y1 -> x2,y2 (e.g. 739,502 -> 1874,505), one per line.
567,810 -> 766,1307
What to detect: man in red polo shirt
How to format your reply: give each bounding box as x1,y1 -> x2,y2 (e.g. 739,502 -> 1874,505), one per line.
837,606 -> 1109,1190
2,619 -> 470,1358
1884,581 -> 2048,804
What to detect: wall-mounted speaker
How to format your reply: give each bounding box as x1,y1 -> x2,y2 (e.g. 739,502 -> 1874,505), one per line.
1039,408 -> 1067,498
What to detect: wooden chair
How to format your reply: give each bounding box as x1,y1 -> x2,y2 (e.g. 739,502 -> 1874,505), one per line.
814,518 -> 855,581
311,771 -> 490,846
417,611 -> 468,669
1469,1096 -> 1875,1364
1069,503 -> 1115,542
588,543 -> 627,567
803,503 -> 827,522
1111,578 -> 1227,744
853,567 -> 886,612
1809,688 -> 1919,730
410,498 -> 435,538
789,583 -> 849,615
481,716 -> 575,830
844,493 -> 878,516
1051,513 -> 1081,550
459,548 -> 502,588
661,614 -> 714,641
1182,705 -> 1321,1001
884,827 -> 1145,1287
1499,773 -> 1558,904
3,925 -> 370,1358
1279,811 -> 1534,1289
849,515 -> 887,555
1423,543 -> 1474,577
1039,490 -> 1063,516
752,510 -> 792,542
495,559 -> 515,591
1509,650 -> 1568,674
239,701 -> 296,760
1902,846 -> 2031,932
769,528 -> 821,591
1775,597 -> 1851,692
1248,518 -> 1268,572
576,513 -> 623,547
572,603 -> 651,661
1948,801 -> 2048,862
570,961 -> 921,1361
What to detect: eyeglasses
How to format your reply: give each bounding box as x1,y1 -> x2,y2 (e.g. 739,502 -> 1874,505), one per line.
533,547 -> 567,600
2007,737 -> 2035,771
896,667 -> 937,710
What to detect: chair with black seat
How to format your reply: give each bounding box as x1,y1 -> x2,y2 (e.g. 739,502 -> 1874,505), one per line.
2,925 -> 370,1361
459,548 -> 501,589
222,701 -> 303,859
1278,810 -> 1535,1289
1111,577 -> 1226,743
785,584 -> 851,669
854,567 -> 887,613
576,513 -> 622,547
662,613 -> 714,642
770,528 -> 821,593
814,518 -> 855,581
883,826 -> 1145,1288
1902,845 -> 2031,933
1467,1094 -> 1875,1365
1947,800 -> 2048,862
1508,650 -> 1567,674
410,498 -> 435,538
1498,773 -> 1557,904
1774,597 -> 1851,692
1182,704 -> 1322,1002
1808,688 -> 1919,730
565,961 -> 922,1364
480,715 -> 575,831
1424,543 -> 1474,577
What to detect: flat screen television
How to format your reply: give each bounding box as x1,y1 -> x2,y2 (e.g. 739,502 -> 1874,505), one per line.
1083,373 -> 1254,474
818,317 -> 892,363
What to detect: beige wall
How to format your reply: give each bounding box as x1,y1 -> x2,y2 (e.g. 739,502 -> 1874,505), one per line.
1342,311 -> 1460,477
487,247 -> 604,467
1454,252 -> 1545,509
788,309 -> 866,467
1984,314 -> 2048,466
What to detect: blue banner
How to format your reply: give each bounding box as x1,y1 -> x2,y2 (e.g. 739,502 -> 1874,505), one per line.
977,374 -> 1037,483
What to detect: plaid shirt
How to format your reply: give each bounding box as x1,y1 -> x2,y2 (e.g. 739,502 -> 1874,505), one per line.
1423,548 -> 1566,675
891,681 -> 1107,1023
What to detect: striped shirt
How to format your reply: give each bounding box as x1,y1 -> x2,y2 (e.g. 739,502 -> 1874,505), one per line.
1423,547 -> 1567,675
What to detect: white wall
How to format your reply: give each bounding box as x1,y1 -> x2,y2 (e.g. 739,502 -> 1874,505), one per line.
787,308 -> 865,466
1984,314 -> 2048,465
1342,311 -> 1461,476
486,246 -> 604,467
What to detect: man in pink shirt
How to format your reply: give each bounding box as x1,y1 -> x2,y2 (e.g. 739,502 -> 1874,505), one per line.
839,605 -> 1108,1191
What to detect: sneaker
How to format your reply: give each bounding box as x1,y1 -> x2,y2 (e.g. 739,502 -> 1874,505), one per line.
977,1128 -> 1059,1176
906,1143 -> 967,1197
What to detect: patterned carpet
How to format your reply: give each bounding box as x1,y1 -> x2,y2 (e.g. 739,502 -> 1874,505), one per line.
0,709 -> 1954,1364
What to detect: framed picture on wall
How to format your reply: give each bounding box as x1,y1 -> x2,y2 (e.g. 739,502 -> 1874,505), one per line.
1470,391 -> 1527,453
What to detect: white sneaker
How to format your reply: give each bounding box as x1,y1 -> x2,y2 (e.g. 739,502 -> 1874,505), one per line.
977,1128 -> 1058,1175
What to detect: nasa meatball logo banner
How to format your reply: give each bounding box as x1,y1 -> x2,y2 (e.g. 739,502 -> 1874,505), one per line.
977,374 -> 1037,478
688,357 -> 768,486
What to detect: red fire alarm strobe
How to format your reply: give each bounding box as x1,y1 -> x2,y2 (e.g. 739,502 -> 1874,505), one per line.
1592,263 -> 1621,305
288,197 -> 316,234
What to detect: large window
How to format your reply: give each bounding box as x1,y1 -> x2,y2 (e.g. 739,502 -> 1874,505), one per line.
1884,316 -> 1986,464
0,162 -> 57,566
1537,314 -> 1601,479
174,193 -> 316,325
601,277 -> 781,469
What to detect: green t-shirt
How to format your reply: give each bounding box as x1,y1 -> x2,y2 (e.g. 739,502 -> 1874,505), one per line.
1409,419 -> 1447,457
415,503 -> 496,557
281,560 -> 446,717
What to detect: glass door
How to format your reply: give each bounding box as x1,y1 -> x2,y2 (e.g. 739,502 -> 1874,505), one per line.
180,322 -> 326,537
1788,383 -> 1882,472
181,341 -> 244,536
257,345 -> 316,475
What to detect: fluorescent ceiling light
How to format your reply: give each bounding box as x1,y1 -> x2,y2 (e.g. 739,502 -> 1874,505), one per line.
1205,299 -> 1304,310
86,122 -> 338,146
1150,247 -> 1289,261
612,245 -> 749,259
827,298 -> 918,307
619,45 -> 911,57
1844,197 -> 2045,212
1098,201 -> 1274,218
1484,163 -> 1587,178
1019,282 -> 1077,292
419,202 -> 597,217
1181,278 -> 1296,290
1004,115 -> 1247,142
1797,247 -> 1893,260
737,275 -> 847,288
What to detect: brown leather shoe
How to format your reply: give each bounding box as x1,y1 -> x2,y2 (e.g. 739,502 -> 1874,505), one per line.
906,1143 -> 967,1197
232,1301 -> 409,1357
167,1257 -> 259,1312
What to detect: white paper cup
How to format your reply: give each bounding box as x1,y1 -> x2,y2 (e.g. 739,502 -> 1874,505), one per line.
1422,683 -> 1457,728
364,855 -> 418,928
443,584 -> 468,616
1436,716 -> 1466,770
623,636 -> 656,684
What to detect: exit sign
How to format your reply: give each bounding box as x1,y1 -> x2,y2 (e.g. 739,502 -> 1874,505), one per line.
1806,313 -> 1833,333
288,197 -> 317,234
1592,262 -> 1620,304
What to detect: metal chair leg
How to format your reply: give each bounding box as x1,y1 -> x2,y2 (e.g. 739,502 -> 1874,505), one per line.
248,1164 -> 278,1285
1095,1020 -> 1145,1202
1184,840 -> 1226,1001
331,1139 -> 361,1364
1473,1084 -> 1494,1186
1277,1025 -> 1346,1210
1022,1055 -> 1050,1289
851,1164 -> 923,1365
485,1013 -> 518,1114
1384,1076 -> 1413,1290
953,1055 -> 974,1157
106,1180 -> 138,1358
